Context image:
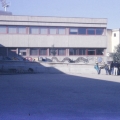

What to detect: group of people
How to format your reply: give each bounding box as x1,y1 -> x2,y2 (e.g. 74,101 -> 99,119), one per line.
94,61 -> 120,75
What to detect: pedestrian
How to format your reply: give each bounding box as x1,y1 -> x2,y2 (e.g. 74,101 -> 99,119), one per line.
104,63 -> 109,75
113,61 -> 119,75
94,63 -> 100,74
110,61 -> 114,75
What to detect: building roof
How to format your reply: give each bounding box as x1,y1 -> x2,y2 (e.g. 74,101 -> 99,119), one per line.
0,10 -> 12,15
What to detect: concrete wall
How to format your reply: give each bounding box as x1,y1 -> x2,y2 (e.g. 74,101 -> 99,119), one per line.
0,34 -> 107,48
0,61 -> 106,74
0,15 -> 107,27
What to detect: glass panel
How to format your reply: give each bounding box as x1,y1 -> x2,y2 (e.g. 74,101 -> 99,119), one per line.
40,28 -> 48,34
87,29 -> 95,35
96,49 -> 104,55
49,28 -> 57,34
30,48 -> 39,55
18,48 -> 27,56
58,48 -> 66,55
0,26 -> 7,33
30,27 -> 39,34
40,48 -> 47,55
49,48 -> 57,56
8,26 -> 17,34
18,27 -> 26,34
87,49 -> 96,55
69,28 -> 78,34
58,28 -> 65,34
96,29 -> 104,35
0,47 -> 7,56
78,28 -> 86,34
79,49 -> 86,55
69,48 -> 78,55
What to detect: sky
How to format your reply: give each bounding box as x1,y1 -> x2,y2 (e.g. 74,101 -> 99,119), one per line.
0,0 -> 120,29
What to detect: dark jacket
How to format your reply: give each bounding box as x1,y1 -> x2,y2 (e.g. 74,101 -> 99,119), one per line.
110,62 -> 114,69
114,62 -> 119,68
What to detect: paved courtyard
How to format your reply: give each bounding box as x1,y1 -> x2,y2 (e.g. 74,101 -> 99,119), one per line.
0,73 -> 120,120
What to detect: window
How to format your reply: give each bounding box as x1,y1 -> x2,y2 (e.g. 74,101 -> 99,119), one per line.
58,28 -> 66,34
8,48 -> 17,56
78,28 -> 86,35
40,48 -> 47,55
18,48 -> 27,56
79,49 -> 86,55
49,48 -> 57,56
18,27 -> 27,34
49,28 -> 57,34
87,49 -> 96,55
114,33 -> 116,37
8,26 -> 17,34
87,29 -> 95,35
96,49 -> 104,55
30,48 -> 39,55
30,27 -> 39,34
96,29 -> 104,35
69,28 -> 78,34
58,48 -> 66,55
69,48 -> 79,55
0,26 -> 7,33
40,28 -> 48,34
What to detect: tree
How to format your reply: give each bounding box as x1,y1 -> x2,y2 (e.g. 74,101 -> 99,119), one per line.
110,44 -> 120,63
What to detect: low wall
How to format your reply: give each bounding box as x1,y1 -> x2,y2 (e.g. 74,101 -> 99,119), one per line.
0,61 -> 106,74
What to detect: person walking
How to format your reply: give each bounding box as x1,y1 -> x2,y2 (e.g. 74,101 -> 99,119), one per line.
113,61 -> 119,75
104,63 -> 109,75
94,63 -> 100,74
110,61 -> 114,75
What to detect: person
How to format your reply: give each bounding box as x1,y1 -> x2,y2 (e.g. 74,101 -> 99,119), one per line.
94,63 -> 100,74
110,61 -> 114,75
104,63 -> 109,75
113,61 -> 118,75
118,63 -> 120,75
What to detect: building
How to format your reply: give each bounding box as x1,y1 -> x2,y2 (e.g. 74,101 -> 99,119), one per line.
107,29 -> 120,54
0,15 -> 107,63
0,10 -> 12,15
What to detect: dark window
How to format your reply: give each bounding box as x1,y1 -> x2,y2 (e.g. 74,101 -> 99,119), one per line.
0,26 -> 7,33
87,29 -> 95,35
30,48 -> 39,55
58,48 -> 66,55
78,28 -> 86,35
40,48 -> 47,55
79,49 -> 86,55
87,49 -> 96,55
18,48 -> 27,56
96,49 -> 104,55
69,28 -> 78,34
96,29 -> 104,35
49,48 -> 57,56
69,48 -> 79,55
114,33 -> 116,37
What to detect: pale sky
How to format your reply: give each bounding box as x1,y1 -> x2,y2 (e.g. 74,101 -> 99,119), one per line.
0,0 -> 120,29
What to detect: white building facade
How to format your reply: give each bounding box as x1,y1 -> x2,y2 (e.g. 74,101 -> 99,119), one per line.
0,15 -> 107,63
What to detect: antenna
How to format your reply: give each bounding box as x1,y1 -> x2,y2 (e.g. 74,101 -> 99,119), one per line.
0,0 -> 10,11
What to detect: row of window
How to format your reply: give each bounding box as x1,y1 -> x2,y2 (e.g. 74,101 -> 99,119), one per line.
0,48 -> 104,56
0,26 -> 105,35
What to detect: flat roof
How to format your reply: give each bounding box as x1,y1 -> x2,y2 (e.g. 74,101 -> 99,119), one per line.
0,15 -> 107,24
